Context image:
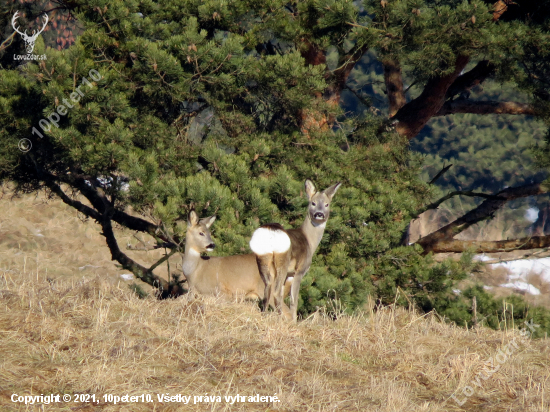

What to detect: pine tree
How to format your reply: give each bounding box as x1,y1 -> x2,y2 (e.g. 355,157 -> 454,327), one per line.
1,0 -> 550,333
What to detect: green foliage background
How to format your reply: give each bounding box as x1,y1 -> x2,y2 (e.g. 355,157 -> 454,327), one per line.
345,52 -> 548,224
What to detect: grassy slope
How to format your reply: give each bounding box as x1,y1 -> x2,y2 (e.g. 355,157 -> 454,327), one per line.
1,190 -> 550,411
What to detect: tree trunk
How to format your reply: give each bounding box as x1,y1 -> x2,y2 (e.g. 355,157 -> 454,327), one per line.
383,58 -> 406,117
533,203 -> 550,236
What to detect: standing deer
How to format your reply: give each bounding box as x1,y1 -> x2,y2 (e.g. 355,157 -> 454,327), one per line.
12,11 -> 49,54
249,179 -> 342,321
182,210 -> 292,313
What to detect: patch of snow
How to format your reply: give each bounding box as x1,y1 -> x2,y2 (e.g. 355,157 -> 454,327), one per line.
79,265 -> 101,271
452,289 -> 461,295
525,207 -> 539,223
84,176 -> 129,192
474,254 -> 493,262
120,273 -> 134,280
491,257 -> 550,283
499,281 -> 541,295
483,285 -> 493,290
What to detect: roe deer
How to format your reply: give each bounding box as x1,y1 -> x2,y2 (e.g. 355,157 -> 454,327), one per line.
249,179 -> 341,321
182,210 -> 292,310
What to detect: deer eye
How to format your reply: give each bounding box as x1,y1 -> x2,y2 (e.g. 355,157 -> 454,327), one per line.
199,232 -> 205,236
325,203 -> 329,207
311,202 -> 316,206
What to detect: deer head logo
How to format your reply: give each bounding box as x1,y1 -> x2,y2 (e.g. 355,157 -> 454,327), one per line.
12,11 -> 49,54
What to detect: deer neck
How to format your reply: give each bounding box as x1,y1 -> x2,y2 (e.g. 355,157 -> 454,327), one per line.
300,214 -> 327,253
182,245 -> 202,281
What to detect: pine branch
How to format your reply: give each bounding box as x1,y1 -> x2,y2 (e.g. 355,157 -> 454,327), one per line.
325,43 -> 370,104
66,176 -> 180,248
394,55 -> 470,139
445,60 -> 495,100
416,183 -> 549,254
99,207 -> 181,297
33,162 -> 182,295
436,100 -> 536,116
0,32 -> 16,53
343,85 -> 372,107
43,179 -> 102,222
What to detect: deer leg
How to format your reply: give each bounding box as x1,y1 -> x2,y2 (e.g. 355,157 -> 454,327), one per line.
255,254 -> 273,311
272,251 -> 290,314
289,267 -> 308,322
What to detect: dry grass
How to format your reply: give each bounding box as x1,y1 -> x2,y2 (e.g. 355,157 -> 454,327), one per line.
1,189 -> 550,411
1,274 -> 550,411
0,185 -> 178,292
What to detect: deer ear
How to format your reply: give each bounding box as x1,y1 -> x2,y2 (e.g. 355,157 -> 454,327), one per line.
304,179 -> 316,200
188,210 -> 199,227
201,215 -> 216,228
323,182 -> 342,200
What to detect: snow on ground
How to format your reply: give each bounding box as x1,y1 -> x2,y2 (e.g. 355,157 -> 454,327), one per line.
475,255 -> 550,295
490,257 -> 550,283
474,255 -> 494,262
498,281 -> 541,295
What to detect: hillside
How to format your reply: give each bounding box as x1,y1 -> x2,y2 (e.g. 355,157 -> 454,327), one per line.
1,190 -> 550,411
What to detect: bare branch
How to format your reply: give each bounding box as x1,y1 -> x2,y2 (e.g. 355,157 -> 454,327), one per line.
425,236 -> 550,254
470,249 -> 550,265
429,164 -> 453,185
417,183 -> 549,254
148,248 -> 178,273
413,189 -> 501,218
436,100 -> 536,116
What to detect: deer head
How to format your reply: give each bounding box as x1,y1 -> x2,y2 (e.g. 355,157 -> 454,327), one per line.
304,179 -> 342,226
12,11 -> 49,54
186,210 -> 216,253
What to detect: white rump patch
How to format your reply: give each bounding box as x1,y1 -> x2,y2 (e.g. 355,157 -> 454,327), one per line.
249,227 -> 291,255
